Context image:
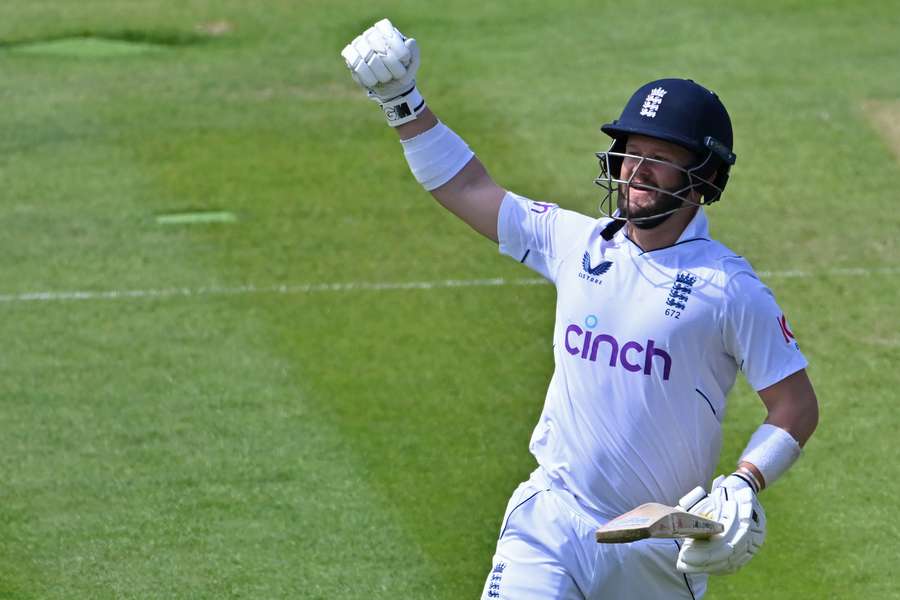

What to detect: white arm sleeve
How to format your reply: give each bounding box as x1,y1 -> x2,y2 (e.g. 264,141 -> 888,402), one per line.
497,192 -> 594,283
720,261 -> 808,391
401,122 -> 474,190
740,423 -> 802,487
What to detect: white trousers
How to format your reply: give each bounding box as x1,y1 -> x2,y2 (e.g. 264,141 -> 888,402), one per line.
481,468 -> 707,600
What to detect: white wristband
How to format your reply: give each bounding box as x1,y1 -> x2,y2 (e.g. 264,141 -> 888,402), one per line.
739,424 -> 802,489
371,85 -> 426,126
401,121 -> 475,190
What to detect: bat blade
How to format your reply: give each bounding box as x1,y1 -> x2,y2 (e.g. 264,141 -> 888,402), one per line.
595,502 -> 724,544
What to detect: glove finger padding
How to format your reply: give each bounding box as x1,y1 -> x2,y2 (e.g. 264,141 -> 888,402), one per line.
678,497 -> 740,566
374,18 -> 411,64
380,51 -> 407,79
353,36 -> 394,84
676,475 -> 766,575
404,37 -> 420,75
342,42 -> 377,88
678,486 -> 712,513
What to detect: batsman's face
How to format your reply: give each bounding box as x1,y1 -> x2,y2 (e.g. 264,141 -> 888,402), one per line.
618,135 -> 697,218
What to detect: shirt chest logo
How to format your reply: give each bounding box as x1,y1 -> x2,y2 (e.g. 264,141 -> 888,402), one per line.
665,271 -> 697,319
564,315 -> 672,381
579,252 -> 613,286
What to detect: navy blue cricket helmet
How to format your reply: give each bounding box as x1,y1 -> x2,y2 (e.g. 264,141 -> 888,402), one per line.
600,78 -> 736,204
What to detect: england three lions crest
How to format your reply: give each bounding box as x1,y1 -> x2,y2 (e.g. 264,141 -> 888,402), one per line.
664,272 -> 697,319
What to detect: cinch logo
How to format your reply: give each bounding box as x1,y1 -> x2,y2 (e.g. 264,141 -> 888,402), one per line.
564,319 -> 672,380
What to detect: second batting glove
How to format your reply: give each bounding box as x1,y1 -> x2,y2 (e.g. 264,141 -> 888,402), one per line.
341,18 -> 424,126
675,474 -> 766,575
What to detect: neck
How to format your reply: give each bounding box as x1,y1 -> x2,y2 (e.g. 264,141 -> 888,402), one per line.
626,205 -> 699,251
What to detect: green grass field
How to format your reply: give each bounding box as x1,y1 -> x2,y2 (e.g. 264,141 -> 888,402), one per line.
1,1 -> 898,598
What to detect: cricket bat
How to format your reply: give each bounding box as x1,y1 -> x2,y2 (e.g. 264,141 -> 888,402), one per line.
595,502 -> 723,543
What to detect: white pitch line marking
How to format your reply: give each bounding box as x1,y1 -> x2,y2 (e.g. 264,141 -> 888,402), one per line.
757,266 -> 900,279
0,278 -> 548,304
0,267 -> 896,304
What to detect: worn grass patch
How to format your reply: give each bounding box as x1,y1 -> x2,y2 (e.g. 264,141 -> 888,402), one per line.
8,36 -> 167,57
863,100 -> 900,161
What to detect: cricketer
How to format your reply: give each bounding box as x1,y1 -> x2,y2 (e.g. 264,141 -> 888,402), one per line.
342,19 -> 819,599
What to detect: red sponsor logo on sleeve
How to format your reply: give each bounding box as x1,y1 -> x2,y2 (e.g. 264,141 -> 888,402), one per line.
777,314 -> 796,344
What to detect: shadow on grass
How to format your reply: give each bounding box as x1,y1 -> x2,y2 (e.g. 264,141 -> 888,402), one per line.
0,28 -> 217,51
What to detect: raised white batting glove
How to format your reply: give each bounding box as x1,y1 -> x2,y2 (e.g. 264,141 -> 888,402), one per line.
675,474 -> 766,575
341,18 -> 424,126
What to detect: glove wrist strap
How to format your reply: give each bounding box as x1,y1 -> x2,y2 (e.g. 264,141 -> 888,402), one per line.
733,467 -> 762,494
371,85 -> 426,126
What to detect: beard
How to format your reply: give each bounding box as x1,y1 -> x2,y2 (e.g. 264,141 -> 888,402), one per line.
616,182 -> 686,229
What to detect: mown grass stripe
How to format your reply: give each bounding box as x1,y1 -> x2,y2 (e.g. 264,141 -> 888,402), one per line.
155,211 -> 237,224
0,266 -> 896,304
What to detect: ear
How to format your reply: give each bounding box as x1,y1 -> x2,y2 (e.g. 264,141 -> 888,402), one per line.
695,168 -> 719,204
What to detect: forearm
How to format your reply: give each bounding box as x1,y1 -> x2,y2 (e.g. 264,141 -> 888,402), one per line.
395,107 -> 505,241
396,106 -> 438,139
343,20 -> 506,241
762,373 -> 819,447
739,369 -> 819,490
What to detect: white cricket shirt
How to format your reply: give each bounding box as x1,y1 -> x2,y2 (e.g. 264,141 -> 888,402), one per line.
498,192 -> 807,519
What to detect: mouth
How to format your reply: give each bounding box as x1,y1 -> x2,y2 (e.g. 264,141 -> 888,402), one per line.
625,185 -> 656,203
628,180 -> 657,193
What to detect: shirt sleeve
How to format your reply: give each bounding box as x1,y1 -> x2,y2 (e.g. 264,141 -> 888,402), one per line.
720,261 -> 809,391
497,192 -> 594,283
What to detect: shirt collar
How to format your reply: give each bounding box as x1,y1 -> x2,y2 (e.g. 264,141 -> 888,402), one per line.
676,207 -> 710,243
611,207 -> 711,256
